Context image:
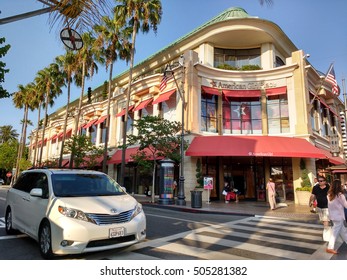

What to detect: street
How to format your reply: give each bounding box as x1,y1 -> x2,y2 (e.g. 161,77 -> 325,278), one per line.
0,187 -> 346,260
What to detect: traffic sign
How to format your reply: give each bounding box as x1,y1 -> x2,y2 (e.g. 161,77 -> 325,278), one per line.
60,27 -> 83,50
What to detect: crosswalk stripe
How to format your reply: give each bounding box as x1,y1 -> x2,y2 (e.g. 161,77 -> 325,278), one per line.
0,217 -> 5,228
106,216 -> 331,260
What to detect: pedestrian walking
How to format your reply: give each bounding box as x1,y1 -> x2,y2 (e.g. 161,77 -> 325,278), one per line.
266,178 -> 276,210
309,178 -> 319,213
326,179 -> 347,254
310,176 -> 330,241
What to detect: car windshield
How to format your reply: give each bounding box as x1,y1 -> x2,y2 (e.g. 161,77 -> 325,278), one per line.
51,173 -> 126,197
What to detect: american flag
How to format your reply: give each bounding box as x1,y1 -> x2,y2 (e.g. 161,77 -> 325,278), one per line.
325,63 -> 339,95
159,73 -> 172,92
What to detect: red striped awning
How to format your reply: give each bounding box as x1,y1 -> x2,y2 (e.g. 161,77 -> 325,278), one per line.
94,115 -> 108,125
133,98 -> 153,111
115,105 -> 134,117
152,89 -> 176,105
83,119 -> 97,129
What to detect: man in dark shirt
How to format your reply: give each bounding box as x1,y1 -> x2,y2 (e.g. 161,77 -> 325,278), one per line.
310,176 -> 330,241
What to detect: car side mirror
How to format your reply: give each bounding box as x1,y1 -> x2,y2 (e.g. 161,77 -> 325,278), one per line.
30,188 -> 43,197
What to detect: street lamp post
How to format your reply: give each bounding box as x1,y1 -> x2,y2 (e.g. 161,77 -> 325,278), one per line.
164,55 -> 186,206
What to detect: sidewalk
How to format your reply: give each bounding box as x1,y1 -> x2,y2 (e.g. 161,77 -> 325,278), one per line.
135,195 -> 319,223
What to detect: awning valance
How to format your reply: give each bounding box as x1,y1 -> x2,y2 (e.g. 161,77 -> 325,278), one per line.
265,86 -> 287,96
223,89 -> 261,97
133,98 -> 153,111
201,86 -> 221,95
152,89 -> 176,105
186,136 -> 326,159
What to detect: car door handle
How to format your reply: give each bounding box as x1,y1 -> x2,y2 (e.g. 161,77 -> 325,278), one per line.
22,197 -> 30,202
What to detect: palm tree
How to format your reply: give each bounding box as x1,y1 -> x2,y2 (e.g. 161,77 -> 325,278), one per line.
55,50 -> 79,167
12,83 -> 36,177
69,31 -> 102,168
37,0 -> 111,32
30,83 -> 45,168
93,15 -> 132,173
114,0 -> 162,185
0,125 -> 18,143
35,63 -> 65,166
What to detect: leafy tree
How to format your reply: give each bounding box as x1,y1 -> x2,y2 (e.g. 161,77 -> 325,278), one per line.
64,134 -> 103,169
0,141 -> 18,171
124,115 -> 187,202
0,37 -> 11,99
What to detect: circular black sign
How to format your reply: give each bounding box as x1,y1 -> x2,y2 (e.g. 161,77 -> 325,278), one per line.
60,28 -> 83,50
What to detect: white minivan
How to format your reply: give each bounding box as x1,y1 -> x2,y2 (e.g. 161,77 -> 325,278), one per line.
5,169 -> 146,259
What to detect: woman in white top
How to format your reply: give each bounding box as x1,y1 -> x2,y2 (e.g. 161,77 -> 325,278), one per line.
266,178 -> 276,210
326,179 -> 347,254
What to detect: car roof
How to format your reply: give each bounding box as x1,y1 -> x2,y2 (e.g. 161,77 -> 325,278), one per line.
23,169 -> 105,176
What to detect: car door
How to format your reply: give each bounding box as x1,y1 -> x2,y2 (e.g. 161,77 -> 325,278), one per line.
24,172 -> 50,238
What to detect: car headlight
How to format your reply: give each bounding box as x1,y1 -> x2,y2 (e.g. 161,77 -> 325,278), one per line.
58,206 -> 92,223
131,203 -> 143,220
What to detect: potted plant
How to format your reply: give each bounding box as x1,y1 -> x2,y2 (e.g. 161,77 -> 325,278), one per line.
191,158 -> 203,208
295,159 -> 312,205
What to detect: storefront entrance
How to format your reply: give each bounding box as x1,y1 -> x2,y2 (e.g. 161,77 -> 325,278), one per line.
202,156 -> 294,202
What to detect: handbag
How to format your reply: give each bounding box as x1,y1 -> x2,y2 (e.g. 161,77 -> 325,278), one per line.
222,190 -> 228,195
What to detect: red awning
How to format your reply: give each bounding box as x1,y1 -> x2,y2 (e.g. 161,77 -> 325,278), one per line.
83,119 -> 97,129
318,148 -> 345,165
61,159 -> 69,167
108,147 -> 158,164
115,105 -> 134,117
265,86 -> 287,96
201,86 -> 221,95
79,155 -> 104,167
133,98 -> 153,111
49,134 -> 57,141
223,89 -> 261,97
94,115 -> 108,125
152,89 -> 176,105
186,136 -> 326,158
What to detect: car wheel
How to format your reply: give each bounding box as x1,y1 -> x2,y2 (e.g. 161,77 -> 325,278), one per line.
5,208 -> 16,234
39,220 -> 54,259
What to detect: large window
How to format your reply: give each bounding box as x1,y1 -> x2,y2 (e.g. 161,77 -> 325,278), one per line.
223,97 -> 262,135
214,48 -> 261,69
99,120 -> 107,144
267,95 -> 289,134
201,93 -> 218,133
159,97 -> 176,121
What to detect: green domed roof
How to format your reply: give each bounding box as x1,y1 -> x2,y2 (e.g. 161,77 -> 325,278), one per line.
207,7 -> 253,23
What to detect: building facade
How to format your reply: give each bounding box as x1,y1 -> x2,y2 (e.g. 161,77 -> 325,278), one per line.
29,7 -> 346,204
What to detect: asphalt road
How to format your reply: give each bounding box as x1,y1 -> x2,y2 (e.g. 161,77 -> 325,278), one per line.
1,187 -> 346,261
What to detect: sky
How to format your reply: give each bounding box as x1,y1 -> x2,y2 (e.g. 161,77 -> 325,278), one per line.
1,0 -> 347,138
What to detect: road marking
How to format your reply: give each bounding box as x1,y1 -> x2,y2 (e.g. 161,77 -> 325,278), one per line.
104,216 -> 334,260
